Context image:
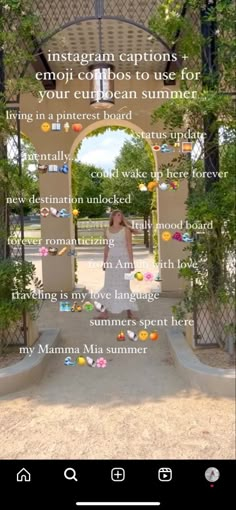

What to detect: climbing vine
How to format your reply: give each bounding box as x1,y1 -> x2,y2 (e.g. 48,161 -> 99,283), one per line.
149,0 -> 236,347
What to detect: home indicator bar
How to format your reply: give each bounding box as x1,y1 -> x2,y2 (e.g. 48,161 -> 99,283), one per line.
76,503 -> 161,507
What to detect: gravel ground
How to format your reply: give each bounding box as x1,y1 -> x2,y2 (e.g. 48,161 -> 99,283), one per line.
0,352 -> 24,369
0,298 -> 235,460
195,348 -> 235,369
0,248 -> 235,460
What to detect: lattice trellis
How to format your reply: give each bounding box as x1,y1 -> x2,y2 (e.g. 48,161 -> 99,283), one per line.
0,106 -> 27,346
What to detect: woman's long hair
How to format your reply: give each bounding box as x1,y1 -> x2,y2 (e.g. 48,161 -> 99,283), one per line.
109,210 -> 141,234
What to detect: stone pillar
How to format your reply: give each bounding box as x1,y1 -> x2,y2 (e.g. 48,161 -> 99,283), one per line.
157,151 -> 188,296
19,97 -> 75,292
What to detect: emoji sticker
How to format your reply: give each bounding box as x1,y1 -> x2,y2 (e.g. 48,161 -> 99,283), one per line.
182,142 -> 193,153
40,207 -> 49,217
59,208 -> 71,218
58,246 -> 68,256
127,330 -> 138,342
50,207 -> 60,218
41,122 -> 51,133
48,165 -> 58,173
144,272 -> 154,281
182,233 -> 194,243
138,183 -> 147,191
86,356 -> 96,367
83,301 -> 94,312
77,356 -> 86,366
48,247 -> 58,256
134,272 -> 144,281
161,231 -> 172,242
96,357 -> 107,368
64,356 -> 76,366
59,301 -> 71,312
117,331 -> 125,341
138,330 -> 149,341
159,182 -> 169,191
160,143 -> 173,153
39,247 -> 48,256
172,231 -> 183,241
149,331 -> 159,341
38,164 -> 48,174
94,301 -> 105,313
147,181 -> 158,192
169,180 -> 180,191
72,123 -> 83,132
51,123 -> 61,131
58,163 -> 69,174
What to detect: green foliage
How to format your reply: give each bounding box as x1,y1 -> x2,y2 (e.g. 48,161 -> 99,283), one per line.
103,136 -> 155,217
152,204 -> 158,264
74,258 -> 78,284
0,139 -> 39,215
72,161 -> 107,218
150,0 -> 235,346
0,0 -> 44,108
0,259 -> 42,353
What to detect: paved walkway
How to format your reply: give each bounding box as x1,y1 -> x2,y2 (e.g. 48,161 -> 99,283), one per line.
0,248 -> 235,459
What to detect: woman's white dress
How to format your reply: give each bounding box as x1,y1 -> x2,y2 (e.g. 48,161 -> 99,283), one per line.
98,227 -> 138,313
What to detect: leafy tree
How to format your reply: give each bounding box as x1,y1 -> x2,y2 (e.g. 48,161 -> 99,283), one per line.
72,161 -> 107,219
149,0 -> 235,347
0,0 -> 44,257
103,137 -> 155,247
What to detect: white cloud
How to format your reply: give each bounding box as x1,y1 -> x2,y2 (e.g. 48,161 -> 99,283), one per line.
76,130 -> 132,170
80,149 -> 114,166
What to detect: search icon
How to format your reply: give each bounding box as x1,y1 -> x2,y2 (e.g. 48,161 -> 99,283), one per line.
64,468 -> 78,482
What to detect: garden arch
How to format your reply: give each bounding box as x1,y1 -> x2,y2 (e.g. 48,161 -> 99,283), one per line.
18,0 -> 187,294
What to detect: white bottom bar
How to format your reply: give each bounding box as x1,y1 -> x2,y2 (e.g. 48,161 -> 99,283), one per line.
76,503 -> 161,507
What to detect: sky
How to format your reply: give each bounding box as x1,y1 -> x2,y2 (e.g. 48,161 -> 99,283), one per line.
76,129 -> 132,171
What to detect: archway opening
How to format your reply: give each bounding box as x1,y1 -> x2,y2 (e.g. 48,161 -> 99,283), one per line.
70,123 -> 160,292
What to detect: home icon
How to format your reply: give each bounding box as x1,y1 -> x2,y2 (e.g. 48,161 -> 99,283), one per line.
16,468 -> 31,482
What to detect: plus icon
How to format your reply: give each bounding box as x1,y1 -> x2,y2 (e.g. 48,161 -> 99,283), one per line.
111,467 -> 125,482
182,54 -> 189,60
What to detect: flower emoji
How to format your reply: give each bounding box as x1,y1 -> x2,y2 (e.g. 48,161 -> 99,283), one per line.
169,180 -> 180,191
172,231 -> 183,242
144,271 -> 154,281
96,357 -> 107,368
39,247 -> 48,256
